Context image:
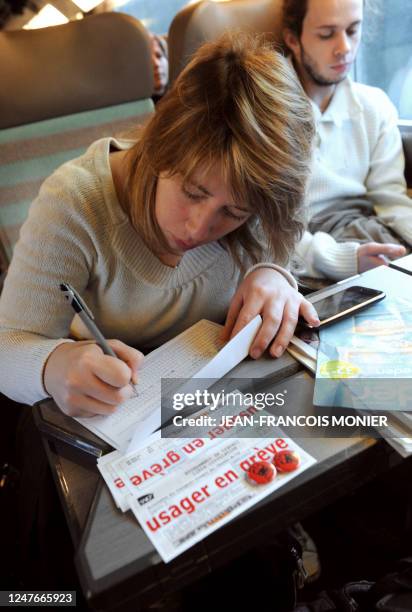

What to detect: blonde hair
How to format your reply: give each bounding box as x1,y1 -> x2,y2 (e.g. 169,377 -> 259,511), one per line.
124,31 -> 314,268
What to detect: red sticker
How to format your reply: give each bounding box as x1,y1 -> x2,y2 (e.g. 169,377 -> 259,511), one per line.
246,461 -> 276,485
274,450 -> 300,473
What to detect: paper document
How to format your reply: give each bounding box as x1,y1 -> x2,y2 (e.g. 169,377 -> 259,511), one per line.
193,316 -> 262,379
97,398 -> 316,562
375,416 -> 412,458
130,434 -> 314,563
287,325 -> 322,373
287,345 -> 316,373
97,432 -> 161,511
77,316 -> 262,451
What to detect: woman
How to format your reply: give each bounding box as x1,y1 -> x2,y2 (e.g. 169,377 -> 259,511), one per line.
0,33 -> 319,418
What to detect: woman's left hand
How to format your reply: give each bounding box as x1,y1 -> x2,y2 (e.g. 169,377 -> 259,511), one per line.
221,268 -> 320,358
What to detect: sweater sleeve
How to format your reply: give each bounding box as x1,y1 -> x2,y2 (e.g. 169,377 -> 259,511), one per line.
0,170 -> 96,405
367,90 -> 412,244
244,263 -> 298,289
294,231 -> 359,281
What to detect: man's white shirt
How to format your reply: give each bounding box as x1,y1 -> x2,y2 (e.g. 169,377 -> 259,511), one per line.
294,75 -> 412,279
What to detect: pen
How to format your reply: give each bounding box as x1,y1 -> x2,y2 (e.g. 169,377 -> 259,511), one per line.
60,283 -> 139,398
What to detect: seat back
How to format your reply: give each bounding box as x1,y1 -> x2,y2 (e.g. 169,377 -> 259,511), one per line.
0,12 -> 153,128
168,0 -> 283,83
0,12 -> 154,271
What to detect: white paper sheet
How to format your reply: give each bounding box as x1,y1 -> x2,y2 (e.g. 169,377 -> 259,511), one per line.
77,316 -> 262,451
127,316 -> 262,453
193,315 -> 262,379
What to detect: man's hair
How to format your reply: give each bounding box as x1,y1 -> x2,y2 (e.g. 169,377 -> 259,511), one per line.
124,32 -> 314,268
282,0 -> 309,40
282,0 -> 368,45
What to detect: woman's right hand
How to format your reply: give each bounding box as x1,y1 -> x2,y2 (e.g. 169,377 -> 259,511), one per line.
44,339 -> 144,417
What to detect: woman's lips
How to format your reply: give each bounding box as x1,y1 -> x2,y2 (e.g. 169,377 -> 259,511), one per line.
174,237 -> 195,251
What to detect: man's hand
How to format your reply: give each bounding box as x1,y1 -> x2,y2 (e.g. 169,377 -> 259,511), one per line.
358,242 -> 406,272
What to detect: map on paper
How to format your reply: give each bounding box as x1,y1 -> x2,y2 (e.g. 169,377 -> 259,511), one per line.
314,296 -> 412,411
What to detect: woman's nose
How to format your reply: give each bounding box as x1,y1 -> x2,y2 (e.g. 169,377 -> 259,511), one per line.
186,207 -> 215,242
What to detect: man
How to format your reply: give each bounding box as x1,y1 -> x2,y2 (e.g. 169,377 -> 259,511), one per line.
284,0 -> 410,280
150,34 -> 169,100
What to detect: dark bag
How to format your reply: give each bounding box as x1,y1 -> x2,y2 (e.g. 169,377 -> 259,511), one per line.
293,558 -> 412,612
366,557 -> 412,611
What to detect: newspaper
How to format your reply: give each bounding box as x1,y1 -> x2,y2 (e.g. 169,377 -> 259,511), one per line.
98,399 -> 316,563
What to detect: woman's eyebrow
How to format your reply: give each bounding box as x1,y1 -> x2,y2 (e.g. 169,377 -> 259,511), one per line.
189,180 -> 250,213
184,179 -> 211,196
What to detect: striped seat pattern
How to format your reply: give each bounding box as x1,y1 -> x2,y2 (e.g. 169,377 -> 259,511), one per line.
0,98 -> 153,268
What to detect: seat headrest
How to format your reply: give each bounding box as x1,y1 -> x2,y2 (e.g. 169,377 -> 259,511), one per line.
169,0 -> 284,83
0,12 -> 153,128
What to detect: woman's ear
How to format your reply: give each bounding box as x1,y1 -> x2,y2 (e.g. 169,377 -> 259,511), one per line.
283,29 -> 300,59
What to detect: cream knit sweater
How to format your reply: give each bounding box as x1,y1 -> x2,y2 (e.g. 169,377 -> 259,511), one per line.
0,138 -> 250,405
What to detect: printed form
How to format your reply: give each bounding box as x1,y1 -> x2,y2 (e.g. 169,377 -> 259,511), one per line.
76,316 -> 262,451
